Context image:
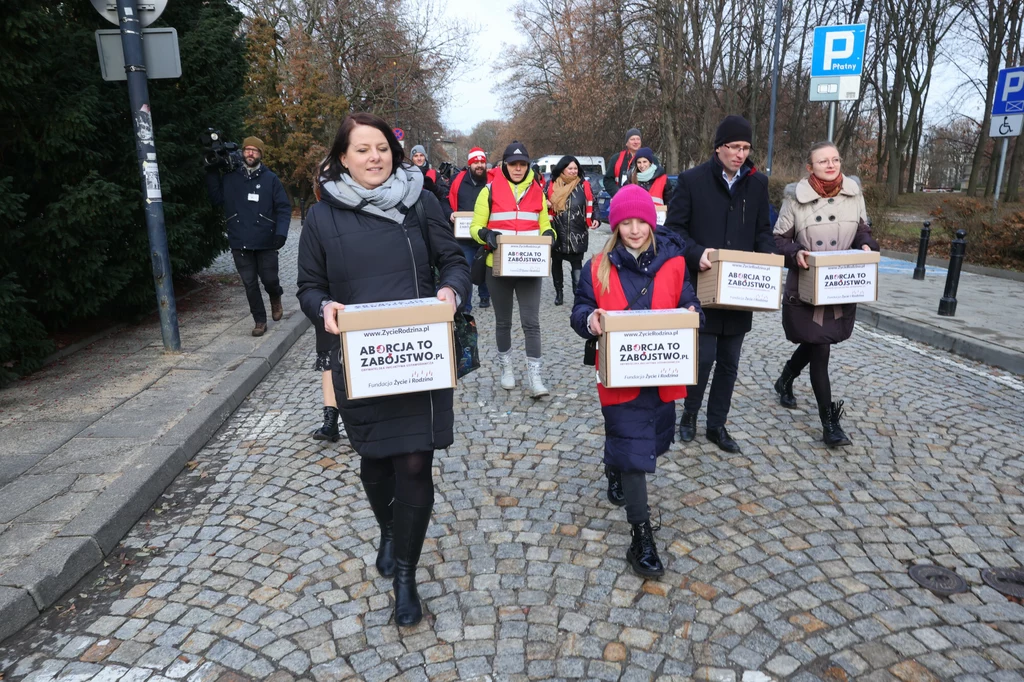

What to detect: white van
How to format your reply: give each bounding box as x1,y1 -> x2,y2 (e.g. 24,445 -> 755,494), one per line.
533,155 -> 606,177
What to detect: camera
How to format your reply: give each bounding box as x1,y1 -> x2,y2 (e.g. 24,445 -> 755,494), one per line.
437,161 -> 454,180
202,128 -> 242,172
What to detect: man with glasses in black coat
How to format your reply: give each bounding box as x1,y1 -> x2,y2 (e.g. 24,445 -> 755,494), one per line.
664,115 -> 777,454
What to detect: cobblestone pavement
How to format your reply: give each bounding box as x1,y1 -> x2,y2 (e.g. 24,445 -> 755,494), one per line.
3,229 -> 1024,682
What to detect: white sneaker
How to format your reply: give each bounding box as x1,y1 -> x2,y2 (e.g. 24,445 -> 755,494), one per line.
497,350 -> 515,390
526,357 -> 549,398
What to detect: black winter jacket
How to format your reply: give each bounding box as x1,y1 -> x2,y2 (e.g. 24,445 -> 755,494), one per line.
206,164 -> 292,250
664,156 -> 777,335
296,189 -> 471,458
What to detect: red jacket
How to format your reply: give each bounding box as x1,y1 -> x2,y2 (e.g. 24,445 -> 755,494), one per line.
591,253 -> 689,406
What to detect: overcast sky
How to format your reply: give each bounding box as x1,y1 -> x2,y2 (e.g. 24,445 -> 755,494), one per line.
435,2 -> 984,135
438,0 -> 515,134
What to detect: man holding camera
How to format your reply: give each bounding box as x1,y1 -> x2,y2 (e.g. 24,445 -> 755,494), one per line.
206,136 -> 292,336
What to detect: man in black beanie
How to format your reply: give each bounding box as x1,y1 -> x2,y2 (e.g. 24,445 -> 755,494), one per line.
603,127 -> 645,197
663,114 -> 777,454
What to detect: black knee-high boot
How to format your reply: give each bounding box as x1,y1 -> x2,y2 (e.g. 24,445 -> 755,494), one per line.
570,268 -> 581,296
361,478 -> 396,577
552,264 -> 564,306
392,500 -> 432,626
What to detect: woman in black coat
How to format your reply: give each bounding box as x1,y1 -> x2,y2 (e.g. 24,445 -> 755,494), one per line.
546,155 -> 594,305
297,113 -> 471,627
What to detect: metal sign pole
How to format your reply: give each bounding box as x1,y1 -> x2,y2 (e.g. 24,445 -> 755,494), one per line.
117,0 -> 180,351
827,103 -> 837,142
993,138 -> 1009,211
764,0 -> 784,176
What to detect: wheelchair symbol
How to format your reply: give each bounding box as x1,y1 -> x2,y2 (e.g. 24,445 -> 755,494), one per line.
1000,117 -> 1013,135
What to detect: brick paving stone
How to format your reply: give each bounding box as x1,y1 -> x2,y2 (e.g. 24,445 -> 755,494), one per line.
4,232 -> 1024,680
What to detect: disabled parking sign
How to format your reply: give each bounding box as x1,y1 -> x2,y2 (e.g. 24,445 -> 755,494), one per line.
993,67 -> 1024,117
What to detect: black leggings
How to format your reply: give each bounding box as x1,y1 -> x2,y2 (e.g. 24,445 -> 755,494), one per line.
360,452 -> 434,507
788,343 -> 832,409
620,471 -> 649,525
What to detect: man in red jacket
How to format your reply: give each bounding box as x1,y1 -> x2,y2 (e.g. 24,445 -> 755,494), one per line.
447,147 -> 491,311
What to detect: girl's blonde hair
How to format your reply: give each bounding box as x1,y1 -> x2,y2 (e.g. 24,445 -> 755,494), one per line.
595,228 -> 656,294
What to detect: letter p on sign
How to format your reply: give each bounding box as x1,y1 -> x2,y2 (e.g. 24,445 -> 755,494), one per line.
1004,73 -> 1024,102
824,32 -> 854,70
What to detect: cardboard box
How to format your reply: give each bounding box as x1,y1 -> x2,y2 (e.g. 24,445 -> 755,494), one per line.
655,205 -> 667,226
598,309 -> 700,388
491,234 -> 552,277
452,211 -> 474,240
696,249 -> 785,310
335,297 -> 455,399
798,249 -> 880,305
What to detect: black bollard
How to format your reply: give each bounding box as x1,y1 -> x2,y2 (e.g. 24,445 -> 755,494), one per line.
913,221 -> 931,280
300,197 -> 306,227
937,229 -> 966,317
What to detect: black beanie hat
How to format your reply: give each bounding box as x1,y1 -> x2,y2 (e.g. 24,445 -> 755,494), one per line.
625,128 -> 642,144
714,115 -> 753,149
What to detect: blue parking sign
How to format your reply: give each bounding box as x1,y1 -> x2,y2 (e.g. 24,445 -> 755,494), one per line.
811,24 -> 867,77
993,67 -> 1024,116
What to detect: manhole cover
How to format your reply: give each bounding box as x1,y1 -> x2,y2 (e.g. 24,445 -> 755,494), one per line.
981,568 -> 1024,599
908,564 -> 968,596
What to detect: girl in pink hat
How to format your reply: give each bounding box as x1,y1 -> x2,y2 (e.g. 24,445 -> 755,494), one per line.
571,184 -> 704,579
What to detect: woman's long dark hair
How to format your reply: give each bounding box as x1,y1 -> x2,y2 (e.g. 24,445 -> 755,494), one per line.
550,155 -> 580,181
321,112 -> 406,183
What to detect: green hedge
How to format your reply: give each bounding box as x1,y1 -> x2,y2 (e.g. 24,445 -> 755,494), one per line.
0,0 -> 246,386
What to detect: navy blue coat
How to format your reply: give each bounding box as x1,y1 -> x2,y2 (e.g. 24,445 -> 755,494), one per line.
664,156 -> 776,335
206,164 -> 292,250
571,230 -> 704,473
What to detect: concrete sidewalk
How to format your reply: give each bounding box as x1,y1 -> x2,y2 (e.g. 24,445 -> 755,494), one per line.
857,254 -> 1024,376
0,220 -> 309,642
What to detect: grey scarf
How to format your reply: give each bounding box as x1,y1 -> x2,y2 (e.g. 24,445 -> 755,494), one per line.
321,164 -> 423,223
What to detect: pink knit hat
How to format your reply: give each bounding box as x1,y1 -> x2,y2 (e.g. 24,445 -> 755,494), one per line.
608,184 -> 657,230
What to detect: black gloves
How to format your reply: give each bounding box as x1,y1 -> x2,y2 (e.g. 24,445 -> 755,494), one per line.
480,228 -> 500,251
273,235 -> 286,250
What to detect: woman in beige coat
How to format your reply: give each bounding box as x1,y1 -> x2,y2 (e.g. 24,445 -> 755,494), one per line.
771,141 -> 878,447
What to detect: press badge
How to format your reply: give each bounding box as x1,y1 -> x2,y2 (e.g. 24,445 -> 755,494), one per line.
248,193 -> 259,202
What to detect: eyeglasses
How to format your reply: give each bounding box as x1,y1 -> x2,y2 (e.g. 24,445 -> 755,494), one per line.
243,147 -> 261,154
813,158 -> 842,166
722,143 -> 752,154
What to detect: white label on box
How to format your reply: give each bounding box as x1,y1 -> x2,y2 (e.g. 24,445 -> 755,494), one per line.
454,215 -> 473,239
606,329 -> 696,386
499,244 -> 549,276
656,207 -> 667,225
344,297 -> 443,313
815,263 -> 877,304
717,262 -> 781,308
344,322 -> 452,398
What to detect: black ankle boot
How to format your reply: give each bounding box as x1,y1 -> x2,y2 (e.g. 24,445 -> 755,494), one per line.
678,411 -> 697,442
774,363 -> 799,409
605,466 -> 625,507
626,520 -> 664,578
392,500 -> 432,626
554,289 -> 564,306
819,400 -> 852,447
311,406 -> 340,442
361,478 -> 396,577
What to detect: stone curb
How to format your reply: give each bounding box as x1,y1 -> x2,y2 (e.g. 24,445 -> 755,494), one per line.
881,249 -> 1024,282
856,305 -> 1024,376
0,311 -> 311,643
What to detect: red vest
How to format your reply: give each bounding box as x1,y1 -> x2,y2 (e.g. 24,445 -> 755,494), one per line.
591,253 -> 689,406
448,170 -> 466,212
613,150 -> 634,181
487,176 -> 544,234
649,175 -> 668,205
